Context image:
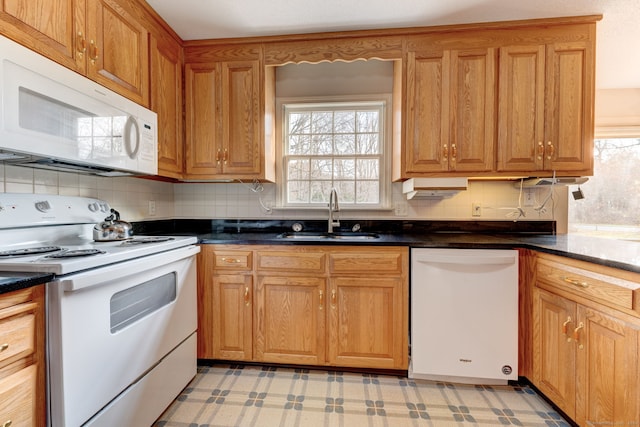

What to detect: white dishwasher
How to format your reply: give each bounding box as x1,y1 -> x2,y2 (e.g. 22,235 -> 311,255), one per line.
409,248 -> 518,385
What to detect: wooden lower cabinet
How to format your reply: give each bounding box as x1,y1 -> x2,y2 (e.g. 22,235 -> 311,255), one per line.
0,286 -> 45,427
197,244 -> 408,370
254,275 -> 326,365
531,253 -> 640,426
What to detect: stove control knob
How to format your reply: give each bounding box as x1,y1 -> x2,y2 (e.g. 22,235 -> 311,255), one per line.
88,202 -> 100,212
35,201 -> 51,213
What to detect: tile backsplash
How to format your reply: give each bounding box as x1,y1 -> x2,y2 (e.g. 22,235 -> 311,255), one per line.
1,164 -> 566,228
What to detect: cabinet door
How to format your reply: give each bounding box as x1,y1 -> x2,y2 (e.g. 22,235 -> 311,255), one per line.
151,33 -> 183,179
532,288 -> 577,419
575,306 -> 639,427
449,47 -> 496,172
497,45 -> 546,172
328,277 -> 407,369
85,0 -> 150,106
544,41 -> 594,173
0,0 -> 84,72
254,275 -> 325,365
404,47 -> 495,174
220,60 -> 262,176
184,63 -> 222,177
0,364 -> 37,426
211,274 -> 253,361
404,50 -> 450,174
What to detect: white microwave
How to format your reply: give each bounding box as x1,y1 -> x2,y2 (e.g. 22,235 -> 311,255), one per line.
0,34 -> 157,176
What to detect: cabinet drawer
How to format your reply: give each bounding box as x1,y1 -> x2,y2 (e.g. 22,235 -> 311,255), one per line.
329,249 -> 406,275
536,255 -> 640,312
0,364 -> 36,426
256,251 -> 325,273
0,303 -> 37,368
213,250 -> 253,271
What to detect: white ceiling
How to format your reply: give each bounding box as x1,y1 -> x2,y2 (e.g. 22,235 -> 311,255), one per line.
146,0 -> 640,89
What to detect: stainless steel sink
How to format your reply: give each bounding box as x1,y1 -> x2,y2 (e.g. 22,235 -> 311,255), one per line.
277,232 -> 380,241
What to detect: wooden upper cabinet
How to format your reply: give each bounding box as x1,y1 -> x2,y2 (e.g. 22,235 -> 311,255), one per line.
0,0 -> 80,71
404,46 -> 496,175
85,0 -> 149,106
0,0 -> 150,106
498,41 -> 594,174
184,51 -> 272,180
151,33 -> 184,179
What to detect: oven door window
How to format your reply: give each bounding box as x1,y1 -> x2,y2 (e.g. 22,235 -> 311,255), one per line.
110,272 -> 177,333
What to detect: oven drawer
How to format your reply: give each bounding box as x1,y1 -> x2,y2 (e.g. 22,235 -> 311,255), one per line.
0,302 -> 36,369
0,364 -> 36,425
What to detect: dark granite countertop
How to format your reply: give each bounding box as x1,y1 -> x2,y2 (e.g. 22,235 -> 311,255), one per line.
0,272 -> 53,295
132,219 -> 640,274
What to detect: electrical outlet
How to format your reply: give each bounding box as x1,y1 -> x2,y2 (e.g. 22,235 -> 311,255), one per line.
524,189 -> 535,207
472,203 -> 481,217
148,200 -> 156,216
394,202 -> 408,216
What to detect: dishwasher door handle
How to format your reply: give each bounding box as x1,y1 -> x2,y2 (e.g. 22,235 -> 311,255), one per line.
416,254 -> 516,265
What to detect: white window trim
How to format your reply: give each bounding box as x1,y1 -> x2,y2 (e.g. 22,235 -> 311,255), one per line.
274,94 -> 393,210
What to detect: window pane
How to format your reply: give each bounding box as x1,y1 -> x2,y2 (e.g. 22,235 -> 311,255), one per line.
310,181 -> 332,203
356,159 -> 379,179
288,135 -> 311,155
334,134 -> 356,154
311,111 -> 332,133
288,181 -> 310,203
289,112 -> 311,134
356,111 -> 379,132
287,159 -> 309,180
357,134 -> 379,154
311,134 -> 333,154
310,158 -> 333,179
335,181 -> 355,203
334,159 -> 355,179
356,181 -> 380,204
334,111 -> 355,133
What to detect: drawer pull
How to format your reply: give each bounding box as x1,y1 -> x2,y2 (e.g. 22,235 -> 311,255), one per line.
563,276 -> 589,288
0,343 -> 8,352
562,317 -> 573,342
221,257 -> 241,264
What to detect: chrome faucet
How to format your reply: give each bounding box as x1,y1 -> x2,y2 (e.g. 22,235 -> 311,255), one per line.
328,187 -> 340,233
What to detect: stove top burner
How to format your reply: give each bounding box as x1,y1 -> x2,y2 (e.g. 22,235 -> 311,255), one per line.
120,236 -> 175,245
0,246 -> 63,257
45,249 -> 106,258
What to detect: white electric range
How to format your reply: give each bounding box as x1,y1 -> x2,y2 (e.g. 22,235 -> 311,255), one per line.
0,193 -> 199,427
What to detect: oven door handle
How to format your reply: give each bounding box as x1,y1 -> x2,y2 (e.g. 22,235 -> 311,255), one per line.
60,245 -> 200,292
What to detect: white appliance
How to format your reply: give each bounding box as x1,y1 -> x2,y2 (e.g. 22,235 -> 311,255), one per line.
410,248 -> 518,385
0,34 -> 157,176
0,193 -> 198,426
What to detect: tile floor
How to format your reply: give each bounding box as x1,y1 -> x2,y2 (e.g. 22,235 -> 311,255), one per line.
154,363 -> 570,427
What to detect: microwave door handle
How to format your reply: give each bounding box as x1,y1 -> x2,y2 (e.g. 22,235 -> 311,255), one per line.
124,115 -> 140,159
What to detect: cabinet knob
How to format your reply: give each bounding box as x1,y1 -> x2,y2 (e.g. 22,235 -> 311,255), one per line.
0,343 -> 8,352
